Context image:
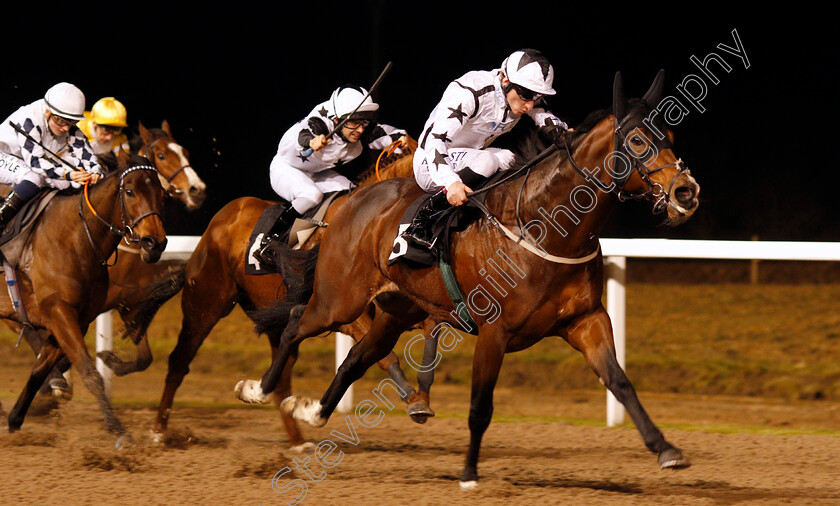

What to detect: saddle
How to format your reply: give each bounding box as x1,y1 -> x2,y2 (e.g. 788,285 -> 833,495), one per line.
0,189 -> 59,268
245,191 -> 342,276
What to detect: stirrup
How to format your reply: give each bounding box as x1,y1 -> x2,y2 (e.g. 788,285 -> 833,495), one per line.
402,230 -> 436,250
253,234 -> 280,264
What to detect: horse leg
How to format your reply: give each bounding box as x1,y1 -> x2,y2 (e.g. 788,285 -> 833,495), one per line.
459,328 -> 506,490
46,303 -> 130,448
17,326 -> 71,398
283,309 -> 415,427
566,307 -> 690,469
8,341 -> 64,431
267,331 -> 311,452
406,318 -> 441,423
154,275 -> 236,436
99,331 -> 153,376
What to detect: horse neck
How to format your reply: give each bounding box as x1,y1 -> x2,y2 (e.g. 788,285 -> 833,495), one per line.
356,150 -> 415,188
488,118 -> 619,257
81,175 -> 125,253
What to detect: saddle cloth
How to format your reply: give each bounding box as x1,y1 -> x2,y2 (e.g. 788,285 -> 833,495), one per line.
387,193 -> 481,267
245,192 -> 341,276
0,188 -> 59,269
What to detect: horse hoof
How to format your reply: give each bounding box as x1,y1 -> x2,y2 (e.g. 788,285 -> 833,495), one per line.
281,396 -> 327,427
406,401 -> 435,424
290,442 -> 316,454
659,447 -> 691,469
149,430 -> 165,445
115,434 -> 135,450
234,380 -> 271,404
49,378 -> 73,401
459,480 -> 479,491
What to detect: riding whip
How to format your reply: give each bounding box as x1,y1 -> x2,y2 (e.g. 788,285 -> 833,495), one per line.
8,121 -> 78,172
303,61 -> 394,156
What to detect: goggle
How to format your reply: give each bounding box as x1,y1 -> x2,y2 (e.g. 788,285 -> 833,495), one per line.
343,119 -> 370,130
50,114 -> 76,127
511,83 -> 543,102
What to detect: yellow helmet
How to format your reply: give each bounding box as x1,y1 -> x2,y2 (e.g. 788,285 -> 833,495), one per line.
90,97 -> 128,127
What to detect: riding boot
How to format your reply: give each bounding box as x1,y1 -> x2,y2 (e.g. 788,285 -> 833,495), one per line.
253,205 -> 302,265
0,191 -> 25,231
401,190 -> 451,249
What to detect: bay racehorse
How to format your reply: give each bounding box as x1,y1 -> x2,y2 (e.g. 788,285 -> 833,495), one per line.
23,121 -> 206,396
237,70 -> 701,487
153,137 -> 428,449
1,151 -> 166,448
94,121 -> 207,376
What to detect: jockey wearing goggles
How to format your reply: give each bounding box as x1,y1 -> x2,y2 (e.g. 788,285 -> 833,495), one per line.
253,85 -> 408,265
402,49 -> 569,249
0,82 -> 102,230
78,97 -> 130,156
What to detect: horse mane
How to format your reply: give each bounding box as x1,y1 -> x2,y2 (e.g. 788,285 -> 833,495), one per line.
97,152 -> 154,177
353,136 -> 418,188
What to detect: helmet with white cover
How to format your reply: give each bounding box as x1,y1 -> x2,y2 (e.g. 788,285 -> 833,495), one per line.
329,85 -> 379,121
501,49 -> 556,96
44,82 -> 86,121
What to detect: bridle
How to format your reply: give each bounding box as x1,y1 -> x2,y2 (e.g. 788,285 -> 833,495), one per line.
144,136 -> 192,197
79,165 -> 162,266
564,112 -> 688,215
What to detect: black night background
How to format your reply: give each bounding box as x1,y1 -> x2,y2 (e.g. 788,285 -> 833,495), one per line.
3,3 -> 836,241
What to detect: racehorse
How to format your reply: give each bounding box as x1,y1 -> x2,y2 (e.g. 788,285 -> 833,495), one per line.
152,137 -> 426,449
95,121 -> 207,376
25,121 -> 205,395
1,151 -> 166,447
236,70 -> 701,487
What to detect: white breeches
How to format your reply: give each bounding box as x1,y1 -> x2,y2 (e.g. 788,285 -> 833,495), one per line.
269,158 -> 353,214
412,147 -> 515,193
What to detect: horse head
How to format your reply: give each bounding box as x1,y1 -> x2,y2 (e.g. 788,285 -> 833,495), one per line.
138,120 -> 207,210
114,150 -> 168,262
610,70 -> 700,225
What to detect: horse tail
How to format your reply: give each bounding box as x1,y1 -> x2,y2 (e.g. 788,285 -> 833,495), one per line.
119,261 -> 187,343
248,243 -> 320,335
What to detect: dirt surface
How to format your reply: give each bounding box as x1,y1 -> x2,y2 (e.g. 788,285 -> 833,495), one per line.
1,381 -> 839,505
1,280 -> 839,505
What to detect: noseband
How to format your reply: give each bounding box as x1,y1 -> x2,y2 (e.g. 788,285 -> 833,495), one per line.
79,165 -> 162,266
560,115 -> 688,215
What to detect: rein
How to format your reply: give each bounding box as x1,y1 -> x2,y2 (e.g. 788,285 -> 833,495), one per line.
79,165 -> 161,266
466,116 -> 686,264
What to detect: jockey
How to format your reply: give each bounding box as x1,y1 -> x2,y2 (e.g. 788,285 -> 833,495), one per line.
78,96 -> 130,156
402,48 -> 569,249
0,82 -> 103,229
254,84 -> 408,263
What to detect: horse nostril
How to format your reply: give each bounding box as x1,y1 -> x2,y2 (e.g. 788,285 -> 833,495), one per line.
674,185 -> 697,205
140,237 -> 157,252
190,186 -> 205,197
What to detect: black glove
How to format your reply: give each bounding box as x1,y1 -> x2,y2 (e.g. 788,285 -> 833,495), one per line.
538,123 -> 567,147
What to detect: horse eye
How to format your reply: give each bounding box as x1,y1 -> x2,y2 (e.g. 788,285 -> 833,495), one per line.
125,189 -> 135,197
157,153 -> 166,160
631,136 -> 645,146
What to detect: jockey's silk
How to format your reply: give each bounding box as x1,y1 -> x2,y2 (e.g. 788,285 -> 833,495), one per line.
415,68 -> 567,189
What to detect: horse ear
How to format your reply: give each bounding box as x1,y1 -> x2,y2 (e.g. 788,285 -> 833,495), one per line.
161,119 -> 172,136
642,69 -> 666,109
138,121 -> 153,144
116,147 -> 131,169
613,71 -> 626,122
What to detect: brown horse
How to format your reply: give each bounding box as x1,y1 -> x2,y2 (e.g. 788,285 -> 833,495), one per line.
95,121 -> 207,376
152,137 -> 425,448
237,70 -> 701,486
26,121 -> 205,395
1,151 -> 167,448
